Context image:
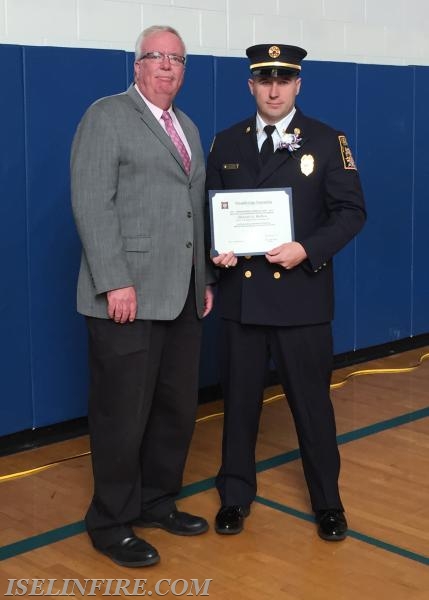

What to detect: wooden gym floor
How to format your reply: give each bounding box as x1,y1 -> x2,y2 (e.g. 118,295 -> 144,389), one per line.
0,347 -> 428,598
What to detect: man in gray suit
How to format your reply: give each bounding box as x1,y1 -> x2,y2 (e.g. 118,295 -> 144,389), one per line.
71,25 -> 215,568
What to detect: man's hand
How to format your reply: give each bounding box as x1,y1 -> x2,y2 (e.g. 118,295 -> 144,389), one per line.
203,285 -> 215,317
212,251 -> 238,269
265,242 -> 307,270
107,286 -> 137,323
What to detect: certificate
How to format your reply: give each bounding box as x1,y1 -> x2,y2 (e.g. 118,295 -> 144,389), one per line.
209,188 -> 294,256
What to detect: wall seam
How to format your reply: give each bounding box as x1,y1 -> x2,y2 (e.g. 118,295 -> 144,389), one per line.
22,46 -> 36,430
410,66 -> 416,335
353,62 -> 359,351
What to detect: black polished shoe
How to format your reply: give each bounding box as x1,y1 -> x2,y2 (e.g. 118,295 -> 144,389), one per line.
316,509 -> 348,541
215,505 -> 250,535
136,510 -> 209,536
96,536 -> 160,567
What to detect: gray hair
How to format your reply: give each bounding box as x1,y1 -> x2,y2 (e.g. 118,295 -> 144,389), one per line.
135,26 -> 186,60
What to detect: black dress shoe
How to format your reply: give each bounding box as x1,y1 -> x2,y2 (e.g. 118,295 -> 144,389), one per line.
96,536 -> 160,567
215,505 -> 250,535
136,510 -> 209,536
316,509 -> 348,541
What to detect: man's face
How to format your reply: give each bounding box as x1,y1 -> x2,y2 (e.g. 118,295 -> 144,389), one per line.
134,31 -> 186,109
248,75 -> 301,124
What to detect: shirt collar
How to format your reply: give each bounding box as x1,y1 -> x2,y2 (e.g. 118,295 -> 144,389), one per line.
134,84 -> 172,121
256,107 -> 296,136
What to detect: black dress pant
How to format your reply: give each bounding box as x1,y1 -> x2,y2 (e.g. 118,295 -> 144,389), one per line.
85,285 -> 202,549
216,319 -> 343,512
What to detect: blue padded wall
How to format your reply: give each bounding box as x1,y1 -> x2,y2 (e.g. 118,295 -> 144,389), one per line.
24,46 -> 128,427
213,57 -> 256,133
412,66 -> 429,335
299,61 -> 359,354
177,55 -> 216,156
355,65 -> 414,348
0,45 -> 33,436
1,43 -> 429,437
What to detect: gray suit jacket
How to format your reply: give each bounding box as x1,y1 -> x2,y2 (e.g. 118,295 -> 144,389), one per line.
71,84 -> 215,320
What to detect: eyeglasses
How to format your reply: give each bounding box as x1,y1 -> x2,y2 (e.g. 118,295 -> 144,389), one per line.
138,51 -> 186,66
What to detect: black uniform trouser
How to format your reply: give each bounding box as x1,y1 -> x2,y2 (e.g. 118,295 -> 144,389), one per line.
85,284 -> 202,549
216,319 -> 343,512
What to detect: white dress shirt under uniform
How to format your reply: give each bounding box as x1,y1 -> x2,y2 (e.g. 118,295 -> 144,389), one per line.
256,107 -> 296,152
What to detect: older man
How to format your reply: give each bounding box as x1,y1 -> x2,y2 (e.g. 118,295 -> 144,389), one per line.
71,25 -> 215,567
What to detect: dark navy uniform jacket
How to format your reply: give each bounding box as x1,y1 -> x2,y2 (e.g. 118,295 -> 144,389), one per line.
206,107 -> 366,327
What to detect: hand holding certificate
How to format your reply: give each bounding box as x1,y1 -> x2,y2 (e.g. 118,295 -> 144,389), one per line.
209,188 -> 294,256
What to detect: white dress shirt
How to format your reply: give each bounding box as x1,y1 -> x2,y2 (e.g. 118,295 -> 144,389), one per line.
256,108 -> 296,152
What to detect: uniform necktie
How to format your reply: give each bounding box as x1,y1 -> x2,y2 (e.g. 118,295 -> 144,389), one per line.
161,110 -> 191,174
260,124 -> 276,165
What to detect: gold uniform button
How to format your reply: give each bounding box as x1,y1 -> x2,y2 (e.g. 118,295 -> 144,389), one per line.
244,270 -> 252,278
273,271 -> 281,279
244,255 -> 252,260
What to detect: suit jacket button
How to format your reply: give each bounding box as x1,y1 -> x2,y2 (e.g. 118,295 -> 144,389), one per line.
187,211 -> 192,218
244,270 -> 252,278
273,271 -> 281,279
186,241 -> 192,248
244,255 -> 252,260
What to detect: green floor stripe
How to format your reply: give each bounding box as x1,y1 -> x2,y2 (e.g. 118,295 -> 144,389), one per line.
0,521 -> 86,561
1,405 -> 428,562
336,406 -> 429,445
255,495 -> 429,567
254,406 -> 429,475
255,495 -> 314,523
179,476 -> 215,498
256,449 -> 301,472
348,530 -> 429,566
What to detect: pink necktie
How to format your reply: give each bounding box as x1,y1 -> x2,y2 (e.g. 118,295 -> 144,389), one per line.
161,110 -> 191,174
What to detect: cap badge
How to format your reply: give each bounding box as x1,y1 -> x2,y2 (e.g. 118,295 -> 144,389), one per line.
268,45 -> 281,59
300,154 -> 314,176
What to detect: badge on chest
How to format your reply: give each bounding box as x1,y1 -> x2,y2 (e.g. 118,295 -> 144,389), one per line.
300,154 -> 314,176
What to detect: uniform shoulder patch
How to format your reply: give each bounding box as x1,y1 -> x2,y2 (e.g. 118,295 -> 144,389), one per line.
338,135 -> 357,170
